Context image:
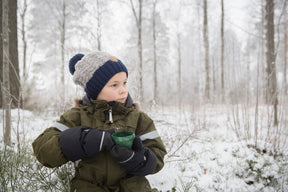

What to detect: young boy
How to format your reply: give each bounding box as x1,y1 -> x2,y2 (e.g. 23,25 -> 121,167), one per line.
32,51 -> 167,192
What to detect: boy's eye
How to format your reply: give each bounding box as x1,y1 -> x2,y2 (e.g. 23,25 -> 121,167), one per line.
109,81 -> 127,88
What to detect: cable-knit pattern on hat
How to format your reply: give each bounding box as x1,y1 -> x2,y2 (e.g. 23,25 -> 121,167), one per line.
73,52 -> 112,88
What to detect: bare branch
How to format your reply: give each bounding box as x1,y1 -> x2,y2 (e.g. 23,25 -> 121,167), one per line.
129,0 -> 139,26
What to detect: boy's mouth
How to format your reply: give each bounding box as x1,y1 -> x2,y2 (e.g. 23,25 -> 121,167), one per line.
117,97 -> 127,103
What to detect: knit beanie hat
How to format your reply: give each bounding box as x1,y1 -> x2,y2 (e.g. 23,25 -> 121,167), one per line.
69,51 -> 128,100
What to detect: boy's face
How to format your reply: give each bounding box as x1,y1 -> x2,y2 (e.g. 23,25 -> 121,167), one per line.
97,72 -> 128,103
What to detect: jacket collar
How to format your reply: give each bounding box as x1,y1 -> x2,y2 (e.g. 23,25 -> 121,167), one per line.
83,94 -> 134,116
82,93 -> 133,107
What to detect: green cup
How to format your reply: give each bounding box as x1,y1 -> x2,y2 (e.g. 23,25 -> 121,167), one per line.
112,131 -> 135,149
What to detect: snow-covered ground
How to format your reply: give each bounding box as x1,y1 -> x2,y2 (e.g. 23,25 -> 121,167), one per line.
1,105 -> 288,191
147,105 -> 288,191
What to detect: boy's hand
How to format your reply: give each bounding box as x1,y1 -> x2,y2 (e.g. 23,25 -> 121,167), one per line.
59,126 -> 115,161
110,136 -> 157,176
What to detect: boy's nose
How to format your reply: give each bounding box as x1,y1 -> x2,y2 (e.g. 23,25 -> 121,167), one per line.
120,85 -> 127,94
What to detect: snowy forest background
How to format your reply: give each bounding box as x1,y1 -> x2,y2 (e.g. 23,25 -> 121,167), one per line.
7,0 -> 288,109
1,0 -> 288,109
1,0 -> 288,191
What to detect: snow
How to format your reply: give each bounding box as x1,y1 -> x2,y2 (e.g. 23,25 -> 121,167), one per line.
1,105 -> 288,191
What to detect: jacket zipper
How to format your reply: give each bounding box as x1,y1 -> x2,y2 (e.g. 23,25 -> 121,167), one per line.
108,107 -> 113,123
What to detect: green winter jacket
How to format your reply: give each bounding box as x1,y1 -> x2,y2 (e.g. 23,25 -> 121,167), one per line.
32,99 -> 167,192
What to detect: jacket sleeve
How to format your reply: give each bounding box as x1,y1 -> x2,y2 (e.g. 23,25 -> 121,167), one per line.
136,112 -> 167,174
32,107 -> 81,168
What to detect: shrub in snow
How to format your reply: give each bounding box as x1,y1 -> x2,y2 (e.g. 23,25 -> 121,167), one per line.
0,144 -> 73,191
235,145 -> 288,191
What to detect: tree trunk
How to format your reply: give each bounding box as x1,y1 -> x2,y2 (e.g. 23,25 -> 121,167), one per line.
284,9 -> 287,95
220,0 -> 225,103
96,0 -> 102,51
60,0 -> 66,101
138,0 -> 143,102
177,31 -> 182,111
2,0 -> 11,146
9,0 -> 20,108
130,0 -> 143,102
152,0 -> 158,104
0,0 -> 2,108
261,2 -> 266,103
20,0 -> 27,80
265,0 -> 278,125
203,0 -> 210,101
0,0 -> 20,108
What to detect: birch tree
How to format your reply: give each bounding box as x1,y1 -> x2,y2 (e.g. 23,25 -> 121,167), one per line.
19,0 -> 28,79
152,0 -> 158,104
177,30 -> 182,110
9,0 -> 20,108
96,0 -> 102,51
265,0 -> 278,125
283,4 -> 287,94
60,0 -> 66,101
149,0 -> 169,106
2,0 -> 11,146
203,0 -> 210,101
0,0 -> 20,108
86,0 -> 105,51
0,0 -> 2,108
130,0 -> 143,101
29,0 -> 86,106
220,0 -> 225,103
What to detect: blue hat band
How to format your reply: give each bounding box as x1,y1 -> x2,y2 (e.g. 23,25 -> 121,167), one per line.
85,59 -> 128,100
